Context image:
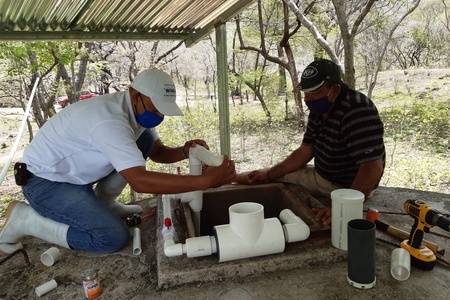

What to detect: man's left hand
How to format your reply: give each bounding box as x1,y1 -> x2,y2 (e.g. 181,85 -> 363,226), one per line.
182,139 -> 209,158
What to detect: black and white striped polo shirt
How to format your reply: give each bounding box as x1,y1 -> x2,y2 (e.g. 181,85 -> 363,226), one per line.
302,84 -> 385,187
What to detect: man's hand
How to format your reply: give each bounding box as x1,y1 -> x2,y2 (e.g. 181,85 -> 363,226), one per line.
182,139 -> 209,158
203,155 -> 236,188
247,169 -> 270,184
312,207 -> 332,226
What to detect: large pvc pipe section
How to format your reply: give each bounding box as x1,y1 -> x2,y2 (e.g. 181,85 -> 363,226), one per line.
213,202 -> 285,263
331,189 -> 364,250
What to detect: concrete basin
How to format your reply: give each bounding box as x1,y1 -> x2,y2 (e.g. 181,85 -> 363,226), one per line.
198,183 -> 329,238
156,183 -> 346,288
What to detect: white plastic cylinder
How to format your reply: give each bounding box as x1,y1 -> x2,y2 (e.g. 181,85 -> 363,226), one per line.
214,202 -> 285,262
391,248 -> 411,281
40,247 -> 61,266
35,279 -> 58,297
189,145 -> 223,166
331,189 -> 364,250
132,227 -> 142,255
279,209 -> 311,243
185,235 -> 217,258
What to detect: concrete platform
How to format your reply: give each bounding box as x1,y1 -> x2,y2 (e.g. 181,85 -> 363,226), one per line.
156,183 -> 345,288
1,185 -> 449,299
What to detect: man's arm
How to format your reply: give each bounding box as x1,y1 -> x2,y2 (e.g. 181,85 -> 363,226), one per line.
266,145 -> 314,180
119,155 -> 235,195
236,145 -> 314,184
350,158 -> 384,198
314,158 -> 383,226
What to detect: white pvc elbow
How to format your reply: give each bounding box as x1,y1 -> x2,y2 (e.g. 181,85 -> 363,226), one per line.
189,145 -> 223,167
279,209 -> 310,243
164,238 -> 185,257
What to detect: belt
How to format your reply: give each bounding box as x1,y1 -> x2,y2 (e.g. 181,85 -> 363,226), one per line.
27,170 -> 36,179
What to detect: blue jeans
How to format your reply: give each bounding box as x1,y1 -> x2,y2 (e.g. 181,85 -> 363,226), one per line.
21,129 -> 156,253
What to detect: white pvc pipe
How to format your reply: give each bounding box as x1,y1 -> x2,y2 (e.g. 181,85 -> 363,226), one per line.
189,145 -> 224,166
186,145 -> 223,237
279,209 -> 311,243
162,195 -> 217,258
161,198 -> 311,262
331,189 -> 364,250
214,202 -> 285,263
180,191 -> 202,236
132,227 -> 142,255
0,77 -> 40,186
35,279 -> 58,297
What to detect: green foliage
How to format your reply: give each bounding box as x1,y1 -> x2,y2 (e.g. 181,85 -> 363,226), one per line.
380,93 -> 450,192
382,145 -> 450,192
381,99 -> 450,153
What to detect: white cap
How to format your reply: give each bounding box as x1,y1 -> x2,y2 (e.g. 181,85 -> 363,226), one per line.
131,69 -> 183,116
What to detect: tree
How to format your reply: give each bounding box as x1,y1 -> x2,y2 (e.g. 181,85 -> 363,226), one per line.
234,0 -> 306,127
357,0 -> 421,97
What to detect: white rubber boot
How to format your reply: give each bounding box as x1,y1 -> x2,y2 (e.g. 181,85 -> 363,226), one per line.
0,201 -> 70,254
95,171 -> 142,218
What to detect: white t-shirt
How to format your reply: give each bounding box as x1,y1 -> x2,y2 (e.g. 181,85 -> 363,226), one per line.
23,91 -> 154,184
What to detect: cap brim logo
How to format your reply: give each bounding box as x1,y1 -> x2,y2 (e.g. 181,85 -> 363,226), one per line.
302,66 -> 318,79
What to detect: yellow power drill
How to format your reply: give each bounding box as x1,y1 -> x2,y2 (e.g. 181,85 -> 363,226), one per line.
401,199 -> 450,270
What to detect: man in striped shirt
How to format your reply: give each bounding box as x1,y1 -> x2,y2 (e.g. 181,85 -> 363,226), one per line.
237,59 -> 385,225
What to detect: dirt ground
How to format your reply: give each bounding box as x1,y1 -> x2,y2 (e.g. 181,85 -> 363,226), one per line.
0,196 -> 159,300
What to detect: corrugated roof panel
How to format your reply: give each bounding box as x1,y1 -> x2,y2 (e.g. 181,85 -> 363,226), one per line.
0,0 -> 255,43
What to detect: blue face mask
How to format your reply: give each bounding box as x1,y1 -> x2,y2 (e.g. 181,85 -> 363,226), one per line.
136,110 -> 164,128
135,95 -> 164,128
305,90 -> 333,115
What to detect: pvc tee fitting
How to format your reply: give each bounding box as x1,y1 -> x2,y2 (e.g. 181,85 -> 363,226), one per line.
214,202 -> 285,262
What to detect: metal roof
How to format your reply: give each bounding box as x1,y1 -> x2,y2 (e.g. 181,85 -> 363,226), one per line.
0,0 -> 254,46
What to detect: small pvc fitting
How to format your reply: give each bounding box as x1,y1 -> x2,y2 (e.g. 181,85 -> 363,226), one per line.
35,279 -> 58,297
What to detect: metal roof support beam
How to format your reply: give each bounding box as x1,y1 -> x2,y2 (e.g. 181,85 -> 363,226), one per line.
215,23 -> 231,157
0,32 -> 190,41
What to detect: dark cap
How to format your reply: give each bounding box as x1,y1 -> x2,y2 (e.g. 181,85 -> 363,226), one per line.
297,59 -> 341,92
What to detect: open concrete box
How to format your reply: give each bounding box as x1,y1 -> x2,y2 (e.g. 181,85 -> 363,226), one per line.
155,183 -> 347,288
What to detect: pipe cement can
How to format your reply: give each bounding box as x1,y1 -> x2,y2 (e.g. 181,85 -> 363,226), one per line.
82,268 -> 102,299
